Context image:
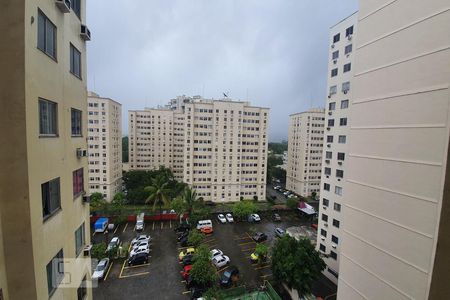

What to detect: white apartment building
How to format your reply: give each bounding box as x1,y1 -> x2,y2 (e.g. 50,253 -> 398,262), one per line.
286,108 -> 325,197
87,92 -> 122,202
337,1 -> 450,299
129,96 -> 269,202
316,12 -> 358,284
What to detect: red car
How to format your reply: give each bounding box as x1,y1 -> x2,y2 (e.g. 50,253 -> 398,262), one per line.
200,226 -> 213,234
181,265 -> 192,280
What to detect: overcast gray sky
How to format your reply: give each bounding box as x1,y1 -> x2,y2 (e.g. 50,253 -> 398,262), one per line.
86,0 -> 358,141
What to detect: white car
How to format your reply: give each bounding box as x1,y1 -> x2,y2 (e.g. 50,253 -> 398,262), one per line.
210,249 -> 224,259
248,213 -> 261,222
106,237 -> 121,252
225,213 -> 234,223
131,235 -> 151,246
135,220 -> 144,231
212,255 -> 230,268
92,258 -> 110,280
132,241 -> 149,250
217,214 -> 226,224
129,245 -> 150,257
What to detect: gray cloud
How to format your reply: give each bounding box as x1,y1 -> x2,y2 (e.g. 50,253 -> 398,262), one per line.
86,0 -> 358,141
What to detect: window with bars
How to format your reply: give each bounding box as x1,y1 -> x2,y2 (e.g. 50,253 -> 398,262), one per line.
71,108 -> 82,136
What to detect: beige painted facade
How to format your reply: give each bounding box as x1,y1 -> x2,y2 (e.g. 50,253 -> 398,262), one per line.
129,96 -> 269,202
316,12 -> 358,284
337,1 -> 450,299
0,0 -> 92,299
286,108 -> 325,197
87,92 -> 122,202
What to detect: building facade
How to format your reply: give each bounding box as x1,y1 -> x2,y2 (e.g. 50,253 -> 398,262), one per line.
316,12 -> 358,284
87,92 -> 122,202
286,108 -> 325,197
0,0 -> 92,299
337,1 -> 450,299
129,97 -> 269,202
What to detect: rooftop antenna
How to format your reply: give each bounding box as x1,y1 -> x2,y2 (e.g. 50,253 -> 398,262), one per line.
223,92 -> 228,98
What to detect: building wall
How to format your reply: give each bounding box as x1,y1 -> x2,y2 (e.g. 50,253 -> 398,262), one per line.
337,1 -> 450,299
0,0 -> 92,299
286,108 -> 325,197
316,12 -> 358,284
87,93 -> 122,202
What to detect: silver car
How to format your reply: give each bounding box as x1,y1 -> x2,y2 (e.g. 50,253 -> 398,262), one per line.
92,258 -> 110,280
212,255 -> 230,268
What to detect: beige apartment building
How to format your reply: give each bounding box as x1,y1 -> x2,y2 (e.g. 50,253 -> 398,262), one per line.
87,92 -> 122,202
337,1 -> 450,299
0,0 -> 92,299
286,108 -> 325,197
129,96 -> 269,202
316,12 -> 358,284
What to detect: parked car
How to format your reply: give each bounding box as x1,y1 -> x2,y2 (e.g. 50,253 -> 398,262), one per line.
177,231 -> 189,241
179,248 -> 195,260
275,227 -> 285,238
132,241 -> 149,250
252,232 -> 268,243
248,214 -> 261,222
128,252 -> 148,266
106,237 -> 121,252
220,266 -> 239,287
201,227 -> 213,234
283,191 -> 290,196
212,255 -> 230,268
273,185 -> 281,190
272,213 -> 281,222
196,220 -> 213,230
181,264 -> 192,280
210,249 -> 224,259
92,258 -> 110,280
204,201 -> 217,206
131,235 -> 151,246
180,236 -> 189,247
225,213 -> 234,222
288,194 -> 296,198
190,286 -> 207,300
175,223 -> 190,233
182,254 -> 194,266
217,214 -> 226,223
129,245 -> 150,257
250,252 -> 267,263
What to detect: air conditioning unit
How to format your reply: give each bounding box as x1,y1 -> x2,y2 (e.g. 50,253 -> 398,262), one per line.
327,144 -> 331,148
327,127 -> 330,131
338,161 -> 342,165
82,194 -> 91,203
80,24 -> 91,41
323,206 -> 327,210
344,90 -> 348,94
331,44 -> 335,49
83,245 -> 92,256
325,159 -> 330,163
76,148 -> 88,158
327,95 -> 331,99
324,223 -> 328,227
333,59 -> 337,64
337,178 -> 341,181
321,237 -> 325,241
348,35 -> 352,41
346,54 -> 350,58
332,244 -> 337,249
328,111 -> 332,116
55,0 -> 71,13
326,175 -> 329,178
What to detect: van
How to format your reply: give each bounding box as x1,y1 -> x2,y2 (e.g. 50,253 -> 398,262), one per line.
196,220 -> 212,230
135,213 -> 145,231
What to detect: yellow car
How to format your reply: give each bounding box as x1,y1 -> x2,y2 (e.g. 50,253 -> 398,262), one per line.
250,252 -> 259,262
179,248 -> 195,261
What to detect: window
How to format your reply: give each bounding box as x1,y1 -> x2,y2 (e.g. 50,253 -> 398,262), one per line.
71,0 -> 81,18
332,50 -> 339,60
345,44 -> 353,55
329,102 -> 336,111
42,178 -> 61,219
328,119 -> 335,127
328,268 -> 339,278
70,44 -> 81,78
333,33 -> 340,43
322,214 -> 328,222
331,68 -> 338,77
39,99 -> 58,136
326,151 -> 332,159
327,135 -> 333,143
324,167 -> 331,176
337,152 -> 345,160
335,186 -> 343,196
324,183 -> 330,191
75,223 -> 85,256
341,100 -> 349,109
319,244 -> 326,252
346,25 -> 354,37
342,81 -> 350,93
332,235 -> 339,244
71,109 -> 82,136
338,135 -> 347,144
334,203 -> 342,212
343,63 -> 351,73
321,229 -> 327,237
329,85 -> 337,96
37,10 -> 56,59
46,249 -> 64,296
336,170 -> 344,178
330,251 -> 337,260
333,219 -> 340,228
323,198 -> 329,207
72,168 -> 84,197
340,118 -> 347,126
77,276 -> 87,300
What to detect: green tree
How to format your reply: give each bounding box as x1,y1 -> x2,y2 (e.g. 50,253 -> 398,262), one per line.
188,229 -> 204,247
190,245 -> 217,286
122,136 -> 129,163
232,201 -> 257,221
202,286 -> 224,300
90,193 -> 108,212
286,197 -> 299,210
171,197 -> 187,216
272,235 -> 326,296
144,175 -> 171,216
91,242 -> 107,260
183,187 -> 200,218
189,206 -> 211,227
255,243 -> 269,263
310,191 -> 317,201
268,142 -> 288,154
193,244 -> 211,262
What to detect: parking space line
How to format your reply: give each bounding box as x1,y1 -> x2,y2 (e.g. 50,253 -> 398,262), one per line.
255,264 -> 271,270
208,244 -> 218,249
123,263 -> 150,270
103,262 -> 113,281
170,220 -> 172,228
119,260 -> 126,278
234,235 -> 249,240
239,241 -> 256,246
182,291 -> 191,295
103,230 -> 108,235
216,265 -> 229,274
246,232 -> 253,239
113,224 -> 120,234
152,221 -> 155,230
241,247 -> 255,252
122,223 -> 128,233
260,274 -> 272,278
119,271 -> 149,279
161,222 -> 163,229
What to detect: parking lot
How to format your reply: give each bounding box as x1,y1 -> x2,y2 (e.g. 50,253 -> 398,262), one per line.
92,211 -> 334,299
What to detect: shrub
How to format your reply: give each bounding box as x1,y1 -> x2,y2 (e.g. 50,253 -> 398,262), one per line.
91,243 -> 107,260
188,229 -> 204,247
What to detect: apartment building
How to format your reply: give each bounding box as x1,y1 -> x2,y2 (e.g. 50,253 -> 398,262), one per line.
286,108 -> 325,197
316,12 -> 357,284
87,92 -> 122,202
337,1 -> 450,299
129,96 -> 269,202
0,0 -> 92,299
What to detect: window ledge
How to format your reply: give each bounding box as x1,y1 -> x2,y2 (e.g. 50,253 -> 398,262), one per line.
43,207 -> 62,223
39,134 -> 59,138
71,134 -> 83,138
70,71 -> 82,80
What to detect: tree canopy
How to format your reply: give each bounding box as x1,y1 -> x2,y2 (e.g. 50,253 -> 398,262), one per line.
190,245 -> 216,286
232,201 -> 257,221
144,175 -> 171,213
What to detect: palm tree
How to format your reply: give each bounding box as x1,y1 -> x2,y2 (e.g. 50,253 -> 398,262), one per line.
144,175 -> 171,219
183,187 -> 199,218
